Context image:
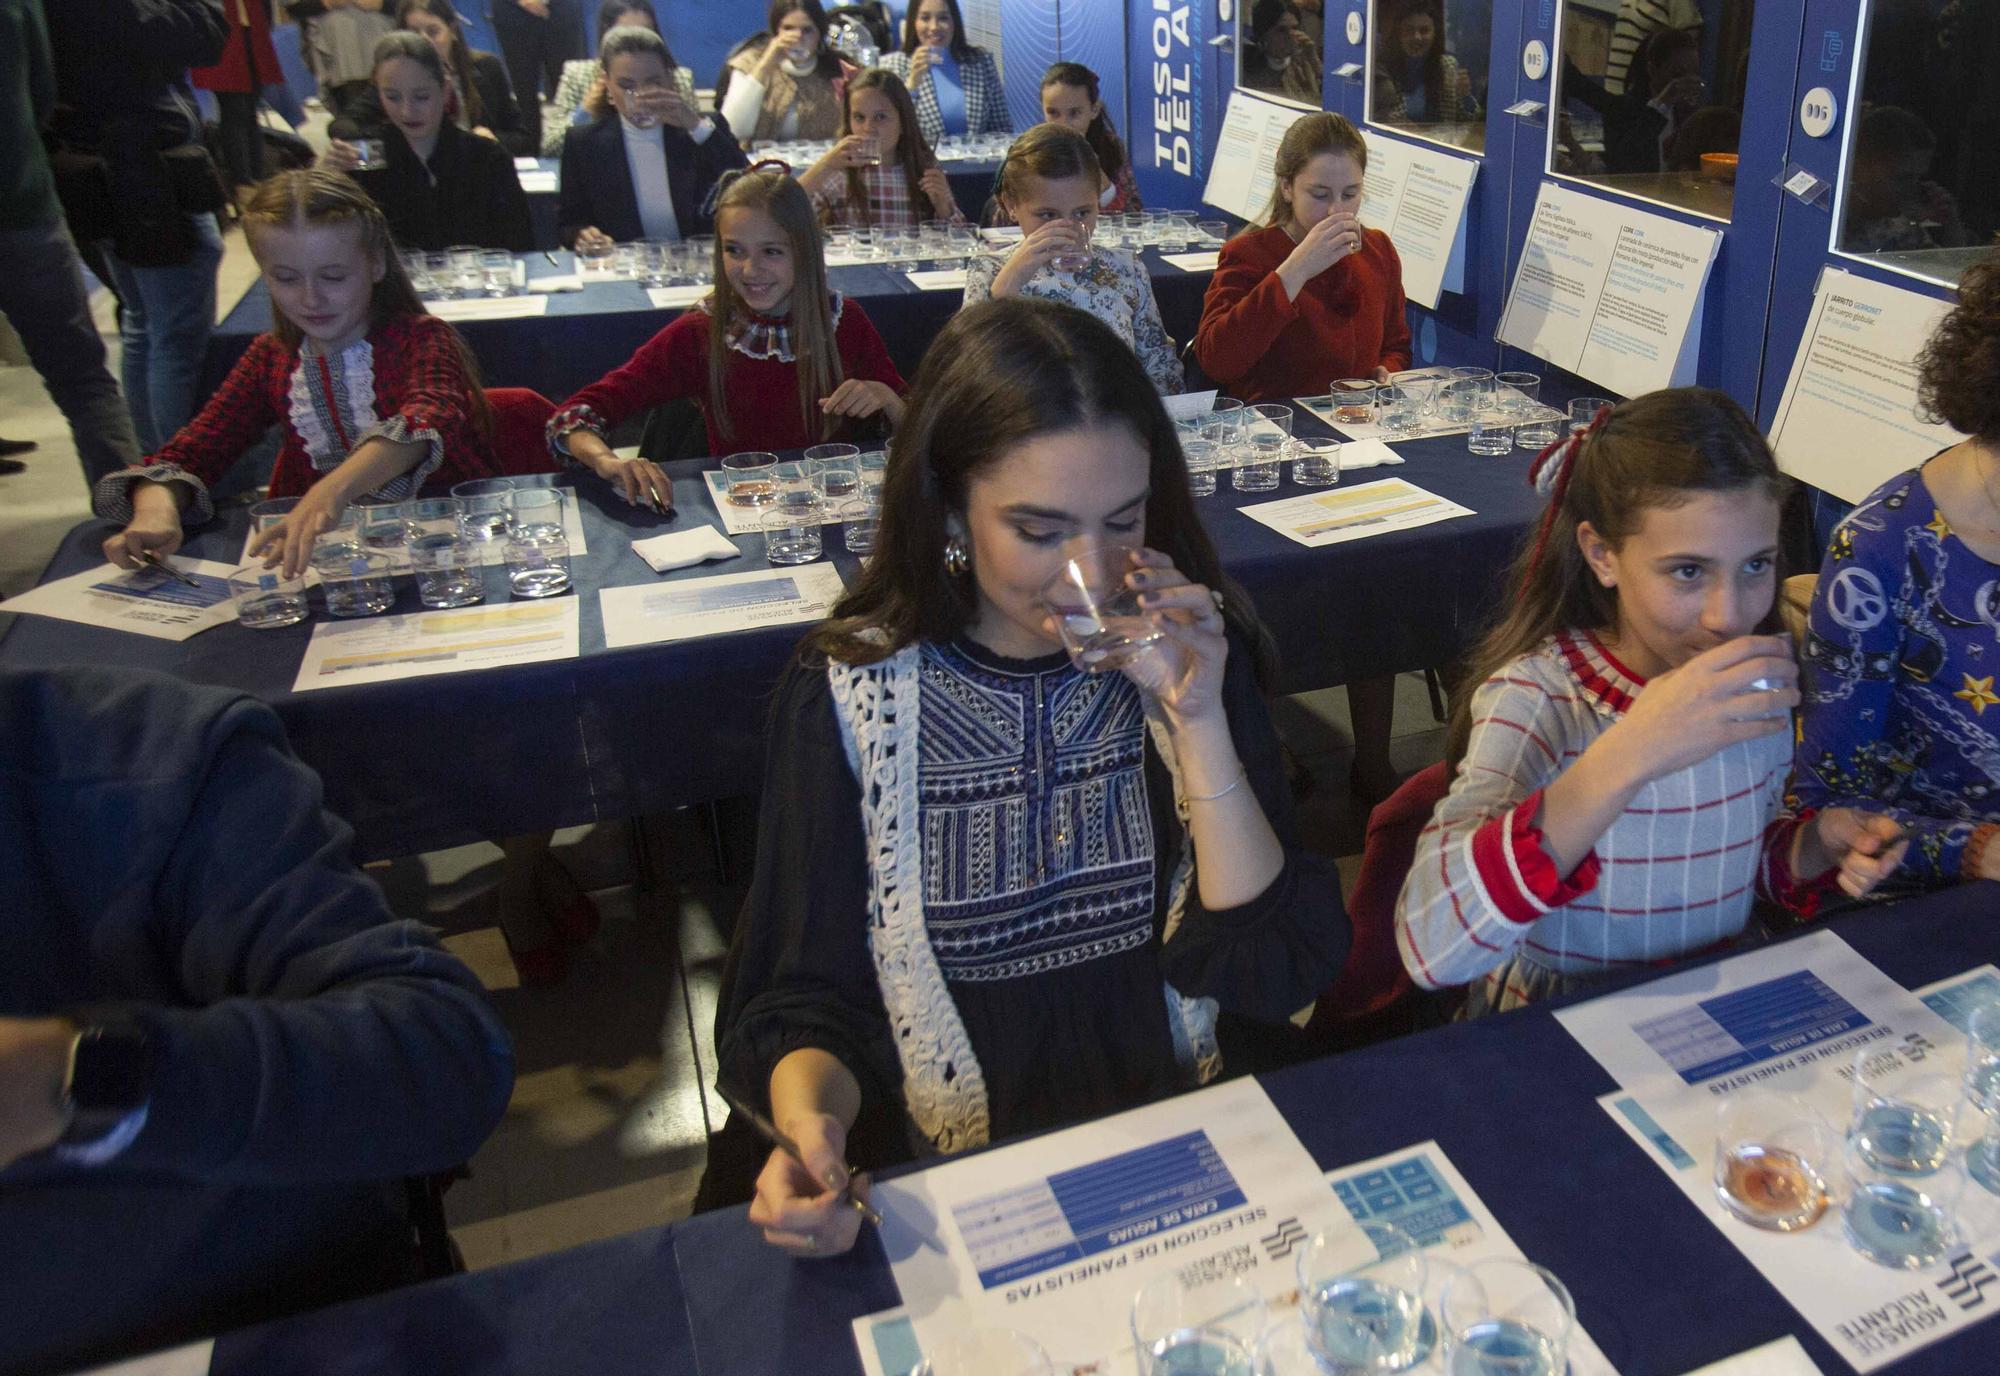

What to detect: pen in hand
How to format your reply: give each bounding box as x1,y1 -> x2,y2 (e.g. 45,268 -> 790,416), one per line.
719,1088 -> 883,1227
135,548 -> 202,588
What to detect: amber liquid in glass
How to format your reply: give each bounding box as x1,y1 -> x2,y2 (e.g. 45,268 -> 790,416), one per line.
1716,1144 -> 1829,1231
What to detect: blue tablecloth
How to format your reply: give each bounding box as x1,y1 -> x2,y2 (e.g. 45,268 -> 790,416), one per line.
0,412 -> 1542,858
199,247 -> 1215,402
197,888 -> 2000,1376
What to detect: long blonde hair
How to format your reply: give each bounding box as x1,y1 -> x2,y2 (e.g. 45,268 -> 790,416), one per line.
1258,111 -> 1367,228
707,167 -> 842,443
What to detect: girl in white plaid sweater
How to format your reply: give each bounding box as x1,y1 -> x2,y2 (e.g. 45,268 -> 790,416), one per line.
1395,389 -> 1910,1016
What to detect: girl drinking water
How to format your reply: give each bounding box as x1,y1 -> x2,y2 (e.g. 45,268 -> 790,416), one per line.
1039,62 -> 1142,215
798,69 -> 964,229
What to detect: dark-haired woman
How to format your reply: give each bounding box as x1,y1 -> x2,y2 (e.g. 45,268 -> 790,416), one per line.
1374,0 -> 1477,125
882,0 -> 1011,146
714,298 -> 1348,1255
320,32 -> 534,251
718,0 -> 855,145
1792,251 -> 2000,894
1040,62 -> 1141,214
339,1 -> 534,157
542,0 -> 694,155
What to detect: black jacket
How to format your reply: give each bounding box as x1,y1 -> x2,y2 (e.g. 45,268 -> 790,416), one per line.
44,0 -> 226,152
349,119 -> 535,252
342,49 -> 535,159
555,111 -> 747,248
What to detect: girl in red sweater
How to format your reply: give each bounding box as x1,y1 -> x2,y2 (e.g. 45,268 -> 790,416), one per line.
1194,112 -> 1411,405
549,165 -> 906,503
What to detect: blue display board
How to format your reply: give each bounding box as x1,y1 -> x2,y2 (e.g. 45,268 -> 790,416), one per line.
1124,0 -> 1219,211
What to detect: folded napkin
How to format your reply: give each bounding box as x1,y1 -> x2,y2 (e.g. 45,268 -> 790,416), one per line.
631,525 -> 740,573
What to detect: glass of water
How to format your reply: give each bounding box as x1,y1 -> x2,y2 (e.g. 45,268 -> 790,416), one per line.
1843,1139 -> 1965,1269
504,488 -> 571,597
312,548 -> 397,617
911,1328 -> 1050,1376
452,478 -> 516,542
1390,369 -> 1441,418
405,499 -> 483,609
840,499 -> 879,554
1039,543 -> 1163,674
1466,401 -> 1515,457
636,237 -> 671,287
447,245 -> 483,298
1130,1269 -> 1265,1376
1438,1259 -> 1573,1376
399,249 -> 434,297
858,449 -> 889,504
249,495 -> 302,536
1197,219 -> 1229,246
1850,1042 -> 1961,1177
1183,436 -> 1220,497
1965,1002 -> 2000,1193
1713,1092 -> 1840,1232
1567,396 -> 1614,435
1376,385 -> 1419,435
1297,1221 -> 1434,1373
352,495 -> 413,553
480,250 -> 515,298
763,497 -> 826,564
805,443 -> 861,503
1237,403 -> 1292,492
1292,438 -> 1342,487
228,564 -> 309,629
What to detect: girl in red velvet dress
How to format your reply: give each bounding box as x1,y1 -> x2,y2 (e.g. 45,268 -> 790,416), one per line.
548,165 -> 906,505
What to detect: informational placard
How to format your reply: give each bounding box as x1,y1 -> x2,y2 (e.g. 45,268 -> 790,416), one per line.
1203,91 -> 1304,223
1160,250 -> 1221,273
851,1079 -> 1350,1373
1235,477 -> 1474,548
427,294 -> 550,322
1497,183 -> 1720,396
292,598 -> 580,691
903,268 -> 969,292
1356,130 -> 1478,307
517,168 -> 558,194
648,284 -> 710,309
1767,268 -> 1964,504
1,557 -> 240,641
1559,932 -> 1994,1373
598,562 -> 845,648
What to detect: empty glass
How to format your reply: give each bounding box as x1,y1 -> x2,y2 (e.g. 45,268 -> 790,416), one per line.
1183,437 -> 1221,497
504,488 -> 571,597
1713,1092 -> 1840,1232
313,548 -> 396,617
1237,403 -> 1292,492
1130,1270 -> 1265,1376
1297,1221 -> 1434,1372
912,1329 -> 1050,1376
841,498 -> 880,554
763,498 -> 826,564
1438,1260 -> 1573,1376
352,495 -> 412,552
721,451 -> 780,507
480,250 -> 514,298
1293,439 -> 1342,487
452,478 -> 517,541
1568,396 -> 1614,434
1850,1043 -> 1960,1177
227,564 -> 308,629
1966,1002 -> 2000,1193
1039,544 -> 1162,674
805,443 -> 861,503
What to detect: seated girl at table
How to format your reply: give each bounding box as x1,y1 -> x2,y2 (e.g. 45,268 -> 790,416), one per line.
1790,253 -> 2000,894
1039,62 -> 1142,215
556,25 -> 749,254
882,0 -> 1013,147
318,33 -> 534,252
1395,389 -> 1906,1018
363,0 -> 533,158
712,298 -> 1348,1254
797,69 -> 965,229
963,125 -> 1182,395
542,1 -> 698,157
718,0 -> 855,147
547,167 -> 905,503
95,168 -> 498,580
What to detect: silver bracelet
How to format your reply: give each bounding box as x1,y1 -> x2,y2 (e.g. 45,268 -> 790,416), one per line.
1184,766 -> 1247,803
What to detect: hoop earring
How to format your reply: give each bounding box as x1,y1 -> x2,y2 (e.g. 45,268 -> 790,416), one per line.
943,536 -> 970,577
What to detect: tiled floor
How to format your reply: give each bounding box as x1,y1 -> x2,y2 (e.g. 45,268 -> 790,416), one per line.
0,147 -> 1450,1270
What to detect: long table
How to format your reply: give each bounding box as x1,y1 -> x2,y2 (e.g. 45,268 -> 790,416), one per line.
191,886 -> 2000,1376
199,244 -> 1213,401
0,413 -> 1541,860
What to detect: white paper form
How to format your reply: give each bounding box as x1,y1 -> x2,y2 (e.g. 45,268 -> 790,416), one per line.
426,294 -> 550,322
75,1340 -> 214,1376
518,169 -> 558,193
852,1079 -> 1351,1374
1562,931 -> 1992,1373
1159,251 -> 1221,272
699,470 -> 856,536
647,284 -> 709,309
291,598 -> 579,691
1915,966 -> 2000,1034
598,562 -> 844,648
1498,183 -> 1719,397
903,268 -> 969,292
1202,92 -> 1304,222
1235,478 -> 1473,548
1767,268 -> 1964,504
1682,1337 -> 1824,1375
1357,131 -> 1477,308
1,557 -> 240,641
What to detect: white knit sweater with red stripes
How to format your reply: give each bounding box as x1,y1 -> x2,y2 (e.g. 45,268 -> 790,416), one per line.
1394,629 -> 1811,1015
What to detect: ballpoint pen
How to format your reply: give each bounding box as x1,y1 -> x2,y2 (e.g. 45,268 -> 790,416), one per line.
135,549 -> 202,588
718,1088 -> 883,1227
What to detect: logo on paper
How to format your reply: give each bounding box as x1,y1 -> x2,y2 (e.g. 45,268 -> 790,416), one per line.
1827,567 -> 1888,631
1260,1217 -> 1308,1260
1938,1252 -> 1999,1311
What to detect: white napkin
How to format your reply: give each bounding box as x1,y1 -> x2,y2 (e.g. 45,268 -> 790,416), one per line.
1330,438 -> 1405,470
528,274 -> 583,293
631,525 -> 740,573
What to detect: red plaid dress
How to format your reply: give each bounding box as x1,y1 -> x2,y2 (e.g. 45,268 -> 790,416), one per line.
92,314 -> 499,525
812,162 -> 963,230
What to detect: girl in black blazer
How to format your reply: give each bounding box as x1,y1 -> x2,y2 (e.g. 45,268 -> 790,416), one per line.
338,0 -> 536,158
556,25 -> 747,251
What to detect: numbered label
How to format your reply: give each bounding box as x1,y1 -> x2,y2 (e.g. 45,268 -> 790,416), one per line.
1522,39 -> 1549,81
1346,10 -> 1363,45
1800,87 -> 1837,138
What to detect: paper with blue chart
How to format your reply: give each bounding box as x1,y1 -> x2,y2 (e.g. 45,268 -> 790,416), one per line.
0,556 -> 240,640
1559,931 -> 1998,1372
597,562 -> 845,647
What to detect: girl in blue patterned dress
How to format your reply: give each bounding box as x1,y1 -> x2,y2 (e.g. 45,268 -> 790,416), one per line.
1793,254 -> 2000,894
712,298 -> 1349,1257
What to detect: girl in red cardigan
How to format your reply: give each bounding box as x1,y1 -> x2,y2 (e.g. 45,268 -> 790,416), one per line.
549,165 -> 906,504
1194,112 -> 1411,404
98,169 -> 497,579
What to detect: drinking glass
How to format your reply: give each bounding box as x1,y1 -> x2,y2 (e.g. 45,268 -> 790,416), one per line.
447,245 -> 482,298
1850,1042 -> 1960,1176
687,237 -> 715,277
1713,1092 -> 1840,1231
228,564 -> 309,629
1568,396 -> 1614,434
313,548 -> 396,617
805,443 -> 861,503
352,495 -> 412,552
308,516 -> 363,562
405,498 -> 483,608
1237,403 -> 1291,492
1331,384 -> 1377,426
636,237 -> 671,287
841,498 -> 880,554
504,488 -> 571,597
1297,1221 -> 1434,1373
773,460 -> 815,508
850,225 -> 876,260
249,495 -> 302,535
1051,219 -> 1093,274
854,133 -> 881,165
1467,397 -> 1515,457
1843,1141 -> 1965,1269
1197,219 -> 1229,245
1494,371 -> 1541,417
912,1329 -> 1050,1376
721,451 -> 780,507
452,477 -> 517,541
1448,366 -> 1494,387
613,241 -> 640,278
1966,1002 -> 2000,1193
1130,1270 -> 1265,1376
1390,369 -> 1440,418
421,251 -> 451,298
1293,439 -> 1342,487
1039,544 -> 1163,674
1438,1260 -> 1573,1376
1183,437 -> 1220,496
480,250 -> 514,298
1437,378 -> 1482,426
578,240 -> 616,275
1514,407 -> 1562,451
1376,385 -> 1419,435
763,498 -> 826,564
399,249 -> 434,296
858,449 -> 889,504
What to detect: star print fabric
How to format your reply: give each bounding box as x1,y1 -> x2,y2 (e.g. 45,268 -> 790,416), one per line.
1794,466 -> 2000,886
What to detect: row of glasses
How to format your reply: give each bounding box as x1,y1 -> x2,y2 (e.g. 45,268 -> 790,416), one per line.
402,246 -> 503,300
451,478 -> 574,597
1177,399 -> 1345,496
577,237 -> 715,284
719,449 -> 879,561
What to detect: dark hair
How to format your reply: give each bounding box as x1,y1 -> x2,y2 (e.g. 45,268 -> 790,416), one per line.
1258,111 -> 1367,227
1446,387 -> 1786,762
1380,0 -> 1444,118
1040,62 -> 1126,181
996,122 -> 1102,209
767,0 -> 846,79
590,24 -> 679,120
1250,0 -> 1299,44
1916,250 -> 2000,444
1636,26 -> 1698,96
595,0 -> 657,36
840,69 -> 935,227
371,30 -> 448,90
1856,103 -> 1936,161
395,0 -> 482,130
900,0 -> 974,61
804,298 -> 1267,672
241,169 -> 492,437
